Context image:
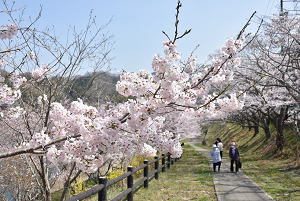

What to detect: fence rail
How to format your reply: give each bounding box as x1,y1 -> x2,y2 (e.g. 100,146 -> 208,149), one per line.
65,153 -> 178,201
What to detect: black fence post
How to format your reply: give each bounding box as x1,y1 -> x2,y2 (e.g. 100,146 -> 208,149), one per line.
144,160 -> 149,188
167,153 -> 171,169
127,166 -> 134,201
98,177 -> 107,201
175,158 -> 178,162
155,156 -> 159,180
162,154 -> 165,173
171,158 -> 174,165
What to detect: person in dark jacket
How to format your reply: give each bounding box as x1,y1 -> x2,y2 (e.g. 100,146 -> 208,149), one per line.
229,142 -> 240,173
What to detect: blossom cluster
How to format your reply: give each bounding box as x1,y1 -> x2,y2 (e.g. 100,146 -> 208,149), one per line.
40,98 -> 184,173
117,38 -> 246,116
0,23 -> 17,69
0,84 -> 21,105
31,64 -> 51,81
138,143 -> 157,157
37,95 -> 48,105
3,36 -> 245,173
0,64 -> 50,106
0,23 -> 18,40
27,128 -> 50,148
0,57 -> 8,69
0,23 -> 26,106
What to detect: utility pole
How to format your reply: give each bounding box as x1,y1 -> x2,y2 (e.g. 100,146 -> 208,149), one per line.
280,0 -> 300,15
279,0 -> 286,56
280,0 -> 287,17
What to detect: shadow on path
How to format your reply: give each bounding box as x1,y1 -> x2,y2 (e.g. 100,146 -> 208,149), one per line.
186,138 -> 274,201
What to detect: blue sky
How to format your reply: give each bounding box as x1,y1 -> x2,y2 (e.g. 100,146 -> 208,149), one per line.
2,0 -> 285,73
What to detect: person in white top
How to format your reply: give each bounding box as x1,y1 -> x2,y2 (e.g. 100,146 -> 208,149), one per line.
217,138 -> 223,159
210,144 -> 222,172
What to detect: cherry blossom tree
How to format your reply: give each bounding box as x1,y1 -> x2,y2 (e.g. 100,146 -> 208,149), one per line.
0,1 -> 115,200
230,13 -> 300,151
0,1 -> 250,200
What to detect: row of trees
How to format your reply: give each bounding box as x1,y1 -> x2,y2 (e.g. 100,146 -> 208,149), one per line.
0,1 -> 250,200
224,12 -> 300,152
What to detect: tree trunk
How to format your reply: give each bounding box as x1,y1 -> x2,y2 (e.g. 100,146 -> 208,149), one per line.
263,117 -> 271,140
247,120 -> 253,131
253,125 -> 259,138
40,156 -> 52,201
202,130 -> 208,146
264,128 -> 271,140
276,129 -> 285,152
60,164 -> 81,201
275,106 -> 288,152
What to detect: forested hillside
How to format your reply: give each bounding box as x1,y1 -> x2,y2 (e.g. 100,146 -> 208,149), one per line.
65,71 -> 128,104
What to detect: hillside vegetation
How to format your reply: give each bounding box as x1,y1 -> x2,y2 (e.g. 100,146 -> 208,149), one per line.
203,123 -> 300,201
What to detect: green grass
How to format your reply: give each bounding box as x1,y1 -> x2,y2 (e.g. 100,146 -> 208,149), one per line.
132,144 -> 217,201
52,144 -> 217,201
202,123 -> 300,201
51,189 -> 63,201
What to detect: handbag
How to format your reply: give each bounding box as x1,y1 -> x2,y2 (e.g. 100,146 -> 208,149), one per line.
238,159 -> 242,169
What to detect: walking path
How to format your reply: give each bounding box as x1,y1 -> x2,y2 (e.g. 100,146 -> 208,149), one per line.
187,138 -> 274,201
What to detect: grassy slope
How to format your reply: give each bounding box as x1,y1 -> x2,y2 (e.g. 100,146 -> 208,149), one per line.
203,123 -> 300,201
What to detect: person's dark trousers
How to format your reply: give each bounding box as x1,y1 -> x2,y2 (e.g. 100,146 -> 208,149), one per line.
220,151 -> 223,159
213,162 -> 221,172
230,160 -> 239,172
213,163 -> 217,172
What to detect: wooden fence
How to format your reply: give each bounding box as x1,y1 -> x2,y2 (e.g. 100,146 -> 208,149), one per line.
65,153 -> 179,201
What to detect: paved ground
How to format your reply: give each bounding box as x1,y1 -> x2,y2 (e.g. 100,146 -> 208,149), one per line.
187,138 -> 274,201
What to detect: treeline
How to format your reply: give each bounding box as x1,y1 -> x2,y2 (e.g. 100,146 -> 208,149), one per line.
223,14 -> 300,152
